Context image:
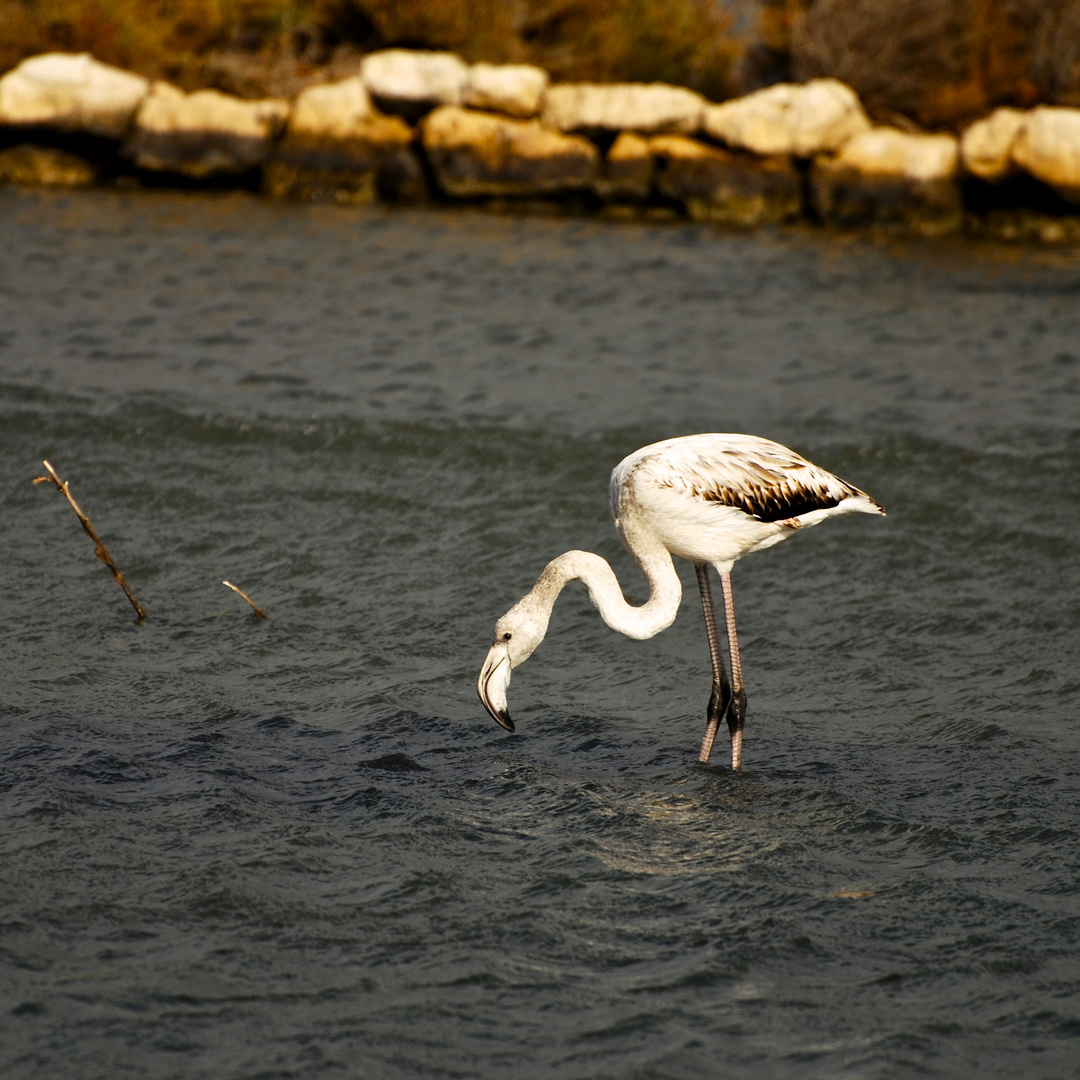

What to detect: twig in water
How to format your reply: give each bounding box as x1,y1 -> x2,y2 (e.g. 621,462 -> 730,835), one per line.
222,580 -> 267,619
33,459 -> 147,621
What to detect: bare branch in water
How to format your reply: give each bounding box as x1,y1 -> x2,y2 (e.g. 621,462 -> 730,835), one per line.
33,460 -> 147,621
222,580 -> 267,620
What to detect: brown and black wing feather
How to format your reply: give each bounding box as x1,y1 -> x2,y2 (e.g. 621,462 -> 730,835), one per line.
685,451 -> 880,523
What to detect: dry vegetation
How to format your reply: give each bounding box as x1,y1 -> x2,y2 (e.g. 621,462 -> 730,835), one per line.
791,0 -> 1080,128
0,0 -> 738,100
33,459 -> 147,622
3,0 -> 1079,125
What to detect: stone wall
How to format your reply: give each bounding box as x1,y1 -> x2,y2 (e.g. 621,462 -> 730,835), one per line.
3,49 -> 1080,241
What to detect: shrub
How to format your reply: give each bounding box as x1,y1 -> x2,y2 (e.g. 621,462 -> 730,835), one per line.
1030,3 -> 1080,107
0,1 -> 311,81
0,0 -> 739,101
790,0 -> 1080,129
518,0 -> 736,98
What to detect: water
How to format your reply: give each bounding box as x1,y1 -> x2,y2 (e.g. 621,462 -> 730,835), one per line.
1,188 -> 1078,1079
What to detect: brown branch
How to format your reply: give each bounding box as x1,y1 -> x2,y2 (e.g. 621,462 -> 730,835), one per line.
33,460 -> 147,621
222,580 -> 267,620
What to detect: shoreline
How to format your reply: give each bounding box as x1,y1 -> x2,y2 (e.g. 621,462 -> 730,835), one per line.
2,50 -> 1080,245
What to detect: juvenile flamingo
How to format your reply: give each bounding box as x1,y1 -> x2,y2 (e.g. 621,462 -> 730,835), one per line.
478,433 -> 885,768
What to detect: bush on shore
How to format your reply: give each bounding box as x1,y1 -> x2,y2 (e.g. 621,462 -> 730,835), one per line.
0,0 -> 737,101
4,0 -> 1080,131
790,0 -> 1080,129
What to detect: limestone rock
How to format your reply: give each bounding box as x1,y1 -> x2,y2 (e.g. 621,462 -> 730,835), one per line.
829,128 -> 958,180
960,107 -> 1026,182
286,76 -> 375,139
0,143 -> 100,186
1012,106 -> 1080,204
542,82 -> 704,136
811,128 -> 961,234
422,106 -> 598,197
265,76 -> 422,202
361,50 -> 469,120
650,135 -> 801,225
701,78 -> 869,157
124,82 -> 289,177
464,63 -> 549,119
594,132 -> 653,201
376,146 -> 429,202
0,52 -> 148,139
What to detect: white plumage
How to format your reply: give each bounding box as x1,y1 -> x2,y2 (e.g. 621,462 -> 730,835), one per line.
478,433 -> 885,768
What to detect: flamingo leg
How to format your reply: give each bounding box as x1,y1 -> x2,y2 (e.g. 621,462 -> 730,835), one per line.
696,564 -> 733,765
720,570 -> 747,770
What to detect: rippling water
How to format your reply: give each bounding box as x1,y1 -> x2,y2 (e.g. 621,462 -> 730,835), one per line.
1,188 -> 1078,1079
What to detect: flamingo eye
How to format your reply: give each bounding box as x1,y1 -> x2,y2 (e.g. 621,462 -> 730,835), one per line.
502,632 -> 512,641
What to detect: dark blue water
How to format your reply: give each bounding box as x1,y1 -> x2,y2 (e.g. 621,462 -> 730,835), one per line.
1,188 -> 1078,1079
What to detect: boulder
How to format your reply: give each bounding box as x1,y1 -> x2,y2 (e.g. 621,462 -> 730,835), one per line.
828,128 -> 958,181
264,76 -> 422,202
422,106 -> 599,198
285,76 -> 375,139
464,63 -> 549,119
811,128 -> 961,234
0,52 -> 148,139
960,107 -> 1026,182
650,135 -> 801,225
376,146 -> 429,202
124,82 -> 289,177
360,50 -> 469,120
542,82 -> 704,136
0,143 -> 100,186
594,132 -> 653,201
1011,107 -> 1080,204
701,78 -> 869,157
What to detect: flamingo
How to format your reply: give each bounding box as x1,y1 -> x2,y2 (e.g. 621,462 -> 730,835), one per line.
477,433 -> 885,768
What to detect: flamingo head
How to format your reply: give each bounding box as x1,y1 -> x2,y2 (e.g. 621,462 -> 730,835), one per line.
477,596 -> 549,732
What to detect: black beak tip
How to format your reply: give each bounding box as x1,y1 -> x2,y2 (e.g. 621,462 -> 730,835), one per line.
494,710 -> 515,733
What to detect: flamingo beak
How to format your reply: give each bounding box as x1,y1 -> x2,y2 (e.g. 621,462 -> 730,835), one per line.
478,644 -> 514,732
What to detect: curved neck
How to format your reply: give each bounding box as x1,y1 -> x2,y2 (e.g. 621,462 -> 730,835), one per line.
529,529 -> 682,641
